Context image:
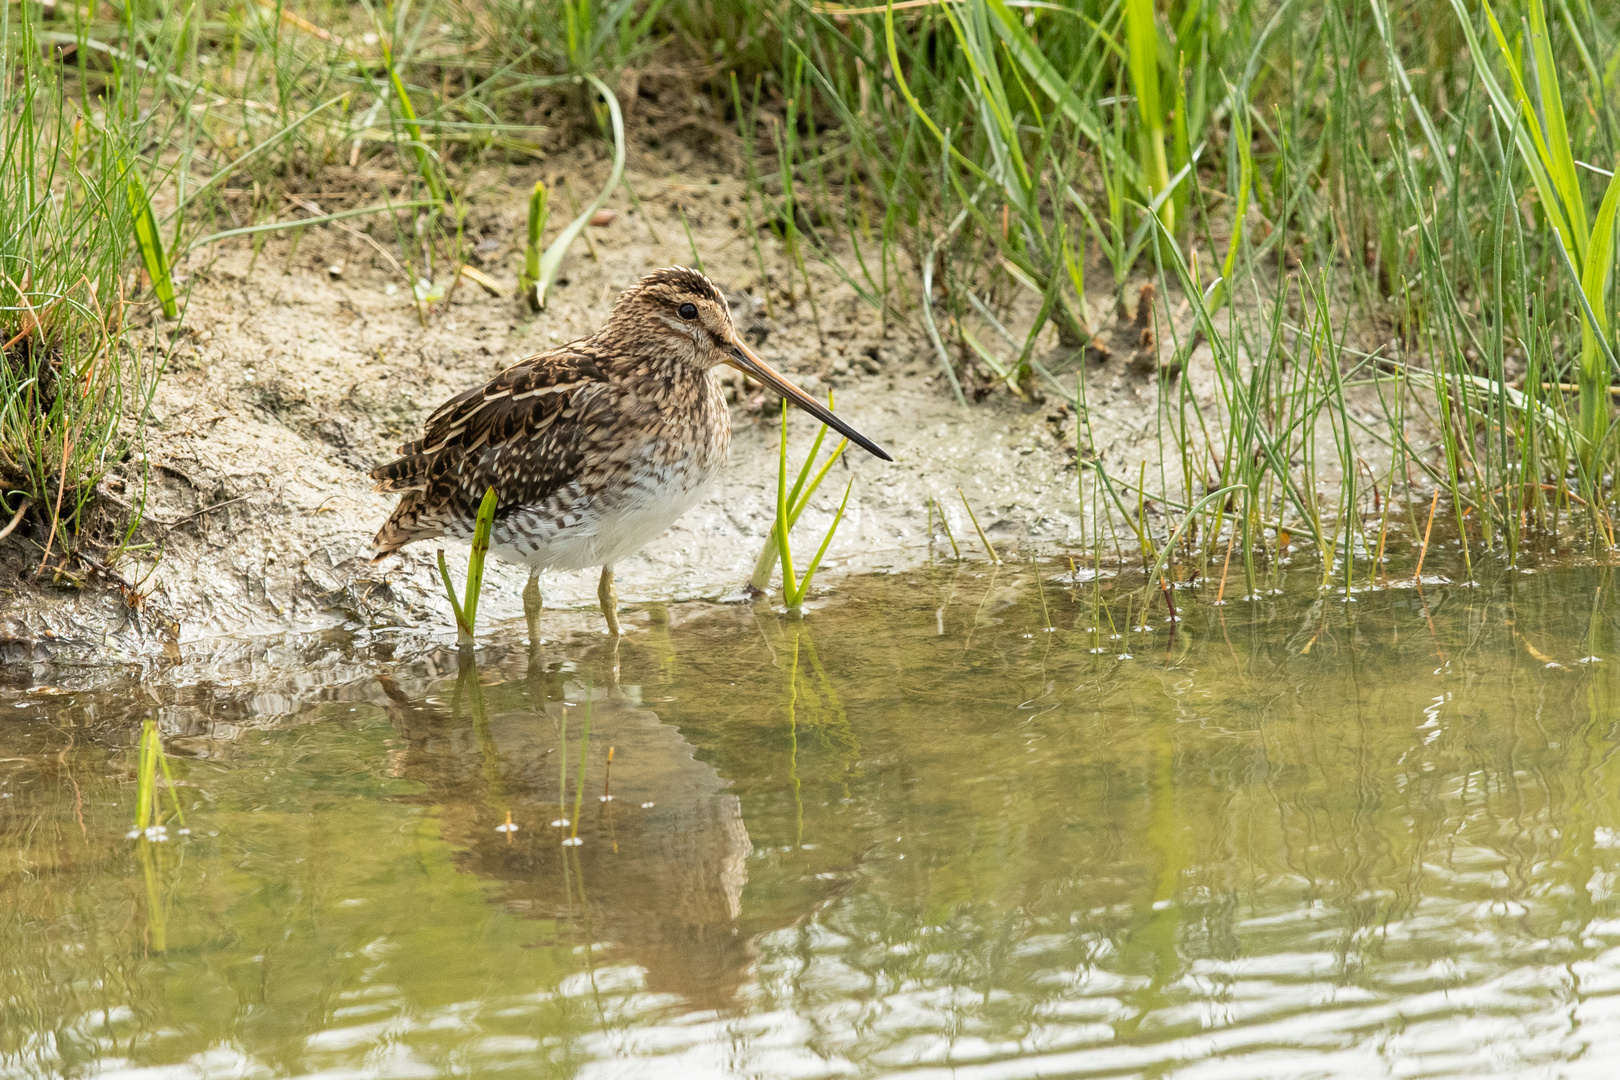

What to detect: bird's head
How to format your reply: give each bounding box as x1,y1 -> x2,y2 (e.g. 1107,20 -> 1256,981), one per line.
607,266 -> 892,461
607,266 -> 737,370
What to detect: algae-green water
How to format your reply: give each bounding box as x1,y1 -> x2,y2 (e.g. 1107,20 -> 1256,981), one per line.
6,563 -> 1620,1078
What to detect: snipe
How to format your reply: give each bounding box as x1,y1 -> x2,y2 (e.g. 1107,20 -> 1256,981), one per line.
371,266 -> 891,639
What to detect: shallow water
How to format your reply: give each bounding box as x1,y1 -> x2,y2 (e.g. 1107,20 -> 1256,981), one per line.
6,562 -> 1620,1078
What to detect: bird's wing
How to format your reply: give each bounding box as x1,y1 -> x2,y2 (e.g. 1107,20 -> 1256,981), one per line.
370,347 -> 609,553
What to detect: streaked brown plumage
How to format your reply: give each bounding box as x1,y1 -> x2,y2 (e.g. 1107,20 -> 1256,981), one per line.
371,266 -> 891,637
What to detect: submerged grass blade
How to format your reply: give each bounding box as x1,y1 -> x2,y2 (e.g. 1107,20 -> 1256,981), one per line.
132,722 -> 157,835
568,693 -> 590,845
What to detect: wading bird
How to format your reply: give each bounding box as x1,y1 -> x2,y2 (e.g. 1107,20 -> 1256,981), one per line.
371,266 -> 891,639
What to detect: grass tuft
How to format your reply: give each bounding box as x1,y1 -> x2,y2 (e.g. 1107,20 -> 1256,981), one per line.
766,398 -> 854,611
129,719 -> 187,842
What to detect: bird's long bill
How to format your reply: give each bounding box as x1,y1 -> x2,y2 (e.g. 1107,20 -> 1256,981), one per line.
726,337 -> 894,462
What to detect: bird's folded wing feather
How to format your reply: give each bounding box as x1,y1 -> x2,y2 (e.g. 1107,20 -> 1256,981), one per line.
370,348 -> 608,516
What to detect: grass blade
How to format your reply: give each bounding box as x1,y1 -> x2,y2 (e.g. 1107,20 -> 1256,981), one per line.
166,95 -> 346,224
1452,0 -> 1579,258
436,551 -> 470,637
775,400 -> 798,604
750,428 -> 849,591
985,0 -> 1141,192
125,166 -> 177,319
1576,166 -> 1620,450
1125,0 -> 1172,234
433,487 -> 497,653
521,180 -> 549,309
462,487 -> 498,634
1526,0 -> 1586,246
185,200 -> 439,252
793,478 -> 855,603
958,488 -> 1000,563
537,75 -> 624,309
380,40 -> 446,204
1368,0 -> 1454,189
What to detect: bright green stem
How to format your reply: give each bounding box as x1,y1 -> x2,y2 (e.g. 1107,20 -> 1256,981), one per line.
438,487 -> 498,652
381,41 -> 445,205
1579,378 -> 1606,473
791,479 -> 854,607
133,721 -> 157,832
751,429 -> 848,591
771,399 -> 856,610
1125,0 -> 1173,236
132,720 -> 186,836
776,402 -> 797,604
462,487 -> 498,633
522,181 -> 548,303
125,166 -> 176,319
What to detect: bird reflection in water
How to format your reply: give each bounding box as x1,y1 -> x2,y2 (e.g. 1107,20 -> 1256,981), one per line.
376,639 -> 754,1008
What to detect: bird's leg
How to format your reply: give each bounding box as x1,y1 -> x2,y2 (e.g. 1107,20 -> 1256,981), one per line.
598,564 -> 621,638
523,568 -> 543,649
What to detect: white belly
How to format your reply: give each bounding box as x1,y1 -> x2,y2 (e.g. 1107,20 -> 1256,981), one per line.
488,463 -> 719,572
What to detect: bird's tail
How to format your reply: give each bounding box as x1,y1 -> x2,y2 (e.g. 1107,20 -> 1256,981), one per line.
370,453 -> 432,494
370,497 -> 447,562
369,456 -> 441,561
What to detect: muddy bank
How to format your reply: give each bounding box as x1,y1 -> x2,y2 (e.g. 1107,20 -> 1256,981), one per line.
1,148 -> 1241,661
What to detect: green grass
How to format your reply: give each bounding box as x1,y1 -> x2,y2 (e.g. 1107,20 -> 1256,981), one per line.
0,9 -> 166,573
13,0 -> 1620,594
534,73 -> 625,309
696,0 -> 1620,578
129,719 -> 188,842
437,486 -> 498,653
761,398 -> 854,611
519,180 -> 549,308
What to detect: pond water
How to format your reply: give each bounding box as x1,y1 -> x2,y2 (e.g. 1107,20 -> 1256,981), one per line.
5,561 -> 1620,1078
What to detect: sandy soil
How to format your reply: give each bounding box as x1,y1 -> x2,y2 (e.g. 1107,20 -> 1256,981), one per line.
0,141 -> 1308,662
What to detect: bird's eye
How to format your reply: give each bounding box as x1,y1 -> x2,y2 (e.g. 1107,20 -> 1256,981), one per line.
678,302 -> 699,320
